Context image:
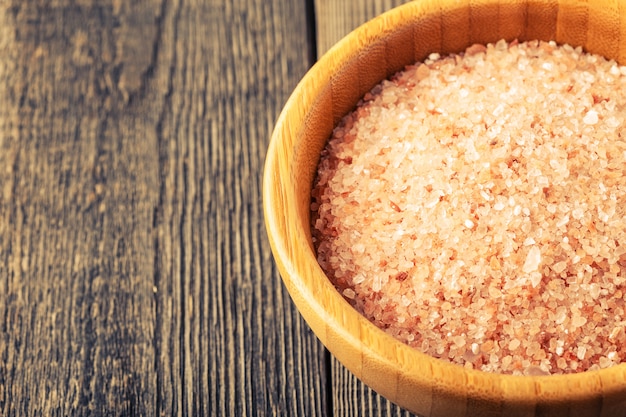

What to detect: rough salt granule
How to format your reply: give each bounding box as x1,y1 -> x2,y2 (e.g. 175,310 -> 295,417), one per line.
571,315 -> 588,328
583,110 -> 599,125
312,39 -> 626,375
522,246 -> 542,273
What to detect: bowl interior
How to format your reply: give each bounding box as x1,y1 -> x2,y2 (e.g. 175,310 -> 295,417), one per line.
264,0 -> 626,416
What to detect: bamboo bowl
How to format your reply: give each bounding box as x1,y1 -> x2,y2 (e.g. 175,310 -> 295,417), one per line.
263,0 -> 626,416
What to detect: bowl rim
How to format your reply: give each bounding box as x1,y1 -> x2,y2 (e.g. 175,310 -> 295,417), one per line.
263,0 -> 626,412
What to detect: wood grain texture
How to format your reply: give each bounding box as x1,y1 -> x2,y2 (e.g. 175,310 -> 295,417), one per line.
149,1 -> 327,415
0,2 -> 162,415
9,0 -> 626,415
0,0 -> 326,416
332,361 -> 417,417
314,0 -> 414,55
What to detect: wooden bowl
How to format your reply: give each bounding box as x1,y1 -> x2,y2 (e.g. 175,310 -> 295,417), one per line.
263,0 -> 626,416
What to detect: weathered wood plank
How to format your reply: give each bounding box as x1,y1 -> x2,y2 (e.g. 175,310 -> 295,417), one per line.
332,361 -> 418,417
151,1 -> 327,415
0,0 -> 326,415
0,2 -> 163,415
313,0 -> 419,416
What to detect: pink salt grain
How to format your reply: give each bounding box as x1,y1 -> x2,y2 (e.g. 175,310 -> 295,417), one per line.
311,39 -> 626,375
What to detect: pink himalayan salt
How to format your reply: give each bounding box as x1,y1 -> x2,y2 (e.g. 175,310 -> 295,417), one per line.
311,39 -> 626,375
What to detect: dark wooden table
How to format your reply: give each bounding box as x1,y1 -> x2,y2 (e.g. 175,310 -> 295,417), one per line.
0,0 -> 421,415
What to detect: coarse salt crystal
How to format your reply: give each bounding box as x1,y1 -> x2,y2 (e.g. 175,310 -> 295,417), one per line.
556,215 -> 570,228
452,335 -> 466,347
583,110 -> 599,125
609,327 -> 622,341
611,64 -> 621,76
313,39 -> 626,375
599,356 -> 613,368
430,52 -> 442,61
606,116 -> 621,128
353,243 -> 366,253
571,208 -> 584,219
353,274 -> 365,284
508,339 -> 521,351
529,272 -> 542,288
523,246 -> 542,273
588,283 -> 601,300
552,261 -> 567,274
343,288 -> 356,299
372,275 -> 382,291
572,315 -> 587,328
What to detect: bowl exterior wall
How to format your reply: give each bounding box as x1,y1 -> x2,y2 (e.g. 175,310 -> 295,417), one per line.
264,0 -> 626,415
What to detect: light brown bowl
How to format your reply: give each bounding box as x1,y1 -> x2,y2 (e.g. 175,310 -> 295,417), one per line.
263,0 -> 626,416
